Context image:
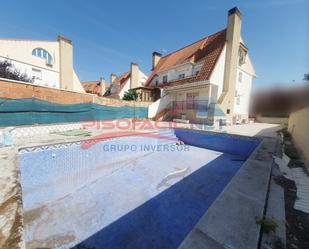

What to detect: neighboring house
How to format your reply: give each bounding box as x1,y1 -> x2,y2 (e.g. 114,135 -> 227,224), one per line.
0,36 -> 85,93
134,86 -> 161,102
105,63 -> 149,100
81,77 -> 107,96
147,7 -> 256,124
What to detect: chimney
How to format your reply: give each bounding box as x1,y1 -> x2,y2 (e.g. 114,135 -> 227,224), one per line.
130,63 -> 139,89
99,77 -> 106,96
220,7 -> 242,120
58,35 -> 74,90
152,52 -> 162,70
110,73 -> 117,84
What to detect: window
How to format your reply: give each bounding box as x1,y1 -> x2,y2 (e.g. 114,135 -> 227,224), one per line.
236,96 -> 241,105
155,80 -> 159,86
186,92 -> 199,109
235,90 -> 241,105
32,68 -> 42,80
238,72 -> 242,82
162,75 -> 168,83
195,70 -> 200,76
238,47 -> 246,65
178,73 -> 185,79
32,48 -> 53,64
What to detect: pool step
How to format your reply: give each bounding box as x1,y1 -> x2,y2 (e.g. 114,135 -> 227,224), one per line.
152,129 -> 178,139
152,129 -> 177,137
152,129 -> 180,146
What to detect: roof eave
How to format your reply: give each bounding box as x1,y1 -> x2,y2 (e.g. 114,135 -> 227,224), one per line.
163,79 -> 210,91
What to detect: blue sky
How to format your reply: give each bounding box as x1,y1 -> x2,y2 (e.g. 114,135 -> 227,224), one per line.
0,0 -> 308,88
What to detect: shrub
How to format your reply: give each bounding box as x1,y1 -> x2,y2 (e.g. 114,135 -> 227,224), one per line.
0,60 -> 32,82
122,89 -> 140,101
256,217 -> 278,234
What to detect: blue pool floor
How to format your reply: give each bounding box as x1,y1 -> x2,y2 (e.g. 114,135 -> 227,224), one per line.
73,151 -> 244,249
22,143 -> 246,249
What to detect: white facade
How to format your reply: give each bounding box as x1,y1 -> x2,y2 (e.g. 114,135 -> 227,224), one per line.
149,62 -> 203,87
211,43 -> 255,119
0,56 -> 60,88
148,8 -> 255,123
234,68 -> 253,116
0,38 -> 84,92
209,44 -> 227,100
111,69 -> 148,99
152,41 -> 255,119
119,79 -> 131,99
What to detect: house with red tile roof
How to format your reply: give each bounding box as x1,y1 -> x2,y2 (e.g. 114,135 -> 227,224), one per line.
104,63 -> 149,100
81,78 -> 107,96
147,7 -> 256,125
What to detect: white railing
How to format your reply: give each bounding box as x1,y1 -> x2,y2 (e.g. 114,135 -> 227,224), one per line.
148,94 -> 171,118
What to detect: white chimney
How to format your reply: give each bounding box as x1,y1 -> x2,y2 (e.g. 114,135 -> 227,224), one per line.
130,63 -> 139,89
99,77 -> 106,96
58,35 -> 73,90
152,52 -> 162,70
110,73 -> 117,84
220,7 -> 242,120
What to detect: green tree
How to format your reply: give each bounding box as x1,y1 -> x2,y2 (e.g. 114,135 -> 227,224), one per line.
122,89 -> 140,101
0,60 -> 32,82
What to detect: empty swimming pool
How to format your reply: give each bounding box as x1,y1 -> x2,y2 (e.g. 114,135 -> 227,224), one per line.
18,129 -> 260,249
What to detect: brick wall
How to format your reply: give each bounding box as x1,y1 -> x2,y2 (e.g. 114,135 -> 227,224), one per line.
0,78 -> 151,107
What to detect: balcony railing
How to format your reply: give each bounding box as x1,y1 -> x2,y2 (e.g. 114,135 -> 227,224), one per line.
171,100 -> 209,111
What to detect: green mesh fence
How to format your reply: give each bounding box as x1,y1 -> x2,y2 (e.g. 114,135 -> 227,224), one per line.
0,98 -> 148,126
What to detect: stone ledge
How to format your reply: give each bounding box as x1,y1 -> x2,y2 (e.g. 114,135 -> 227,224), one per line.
178,138 -> 278,249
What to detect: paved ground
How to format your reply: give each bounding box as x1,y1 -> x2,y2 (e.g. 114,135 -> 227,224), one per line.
225,122 -> 283,138
160,121 -> 283,138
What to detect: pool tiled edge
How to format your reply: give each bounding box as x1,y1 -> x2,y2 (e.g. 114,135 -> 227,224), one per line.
178,137 -> 278,249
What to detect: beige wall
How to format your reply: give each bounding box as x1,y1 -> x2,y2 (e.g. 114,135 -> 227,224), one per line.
256,115 -> 289,125
72,70 -> 85,93
288,107 -> 309,167
0,39 -> 60,70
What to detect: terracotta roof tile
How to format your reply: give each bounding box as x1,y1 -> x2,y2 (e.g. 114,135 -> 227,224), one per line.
105,71 -> 130,97
81,81 -> 102,95
145,29 -> 226,87
113,71 -> 130,85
